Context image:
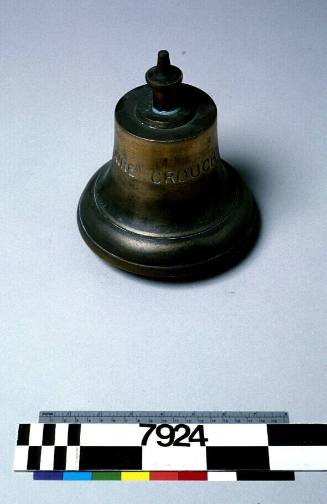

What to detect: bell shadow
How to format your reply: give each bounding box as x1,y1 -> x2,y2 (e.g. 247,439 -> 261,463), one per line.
229,157 -> 268,207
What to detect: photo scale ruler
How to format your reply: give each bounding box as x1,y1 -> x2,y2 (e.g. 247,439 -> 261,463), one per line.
16,410 -> 295,481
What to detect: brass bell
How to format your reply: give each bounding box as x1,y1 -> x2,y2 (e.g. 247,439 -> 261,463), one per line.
78,50 -> 259,279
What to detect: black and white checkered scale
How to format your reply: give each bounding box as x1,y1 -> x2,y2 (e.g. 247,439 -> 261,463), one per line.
14,423 -> 327,474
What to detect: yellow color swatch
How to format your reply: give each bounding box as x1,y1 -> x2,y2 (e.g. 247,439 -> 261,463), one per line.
121,471 -> 150,481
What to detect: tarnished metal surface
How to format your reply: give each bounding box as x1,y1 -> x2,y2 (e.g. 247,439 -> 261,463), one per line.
78,50 -> 259,278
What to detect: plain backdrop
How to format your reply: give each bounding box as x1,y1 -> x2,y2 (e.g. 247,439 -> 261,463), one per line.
1,0 -> 326,502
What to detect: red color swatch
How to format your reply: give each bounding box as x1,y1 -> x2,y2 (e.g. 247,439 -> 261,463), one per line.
150,472 -> 179,480
178,471 -> 208,480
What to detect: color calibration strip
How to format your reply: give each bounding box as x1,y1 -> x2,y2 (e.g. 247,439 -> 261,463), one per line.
33,470 -> 295,481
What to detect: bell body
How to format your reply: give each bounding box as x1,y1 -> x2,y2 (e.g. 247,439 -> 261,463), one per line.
78,52 -> 259,278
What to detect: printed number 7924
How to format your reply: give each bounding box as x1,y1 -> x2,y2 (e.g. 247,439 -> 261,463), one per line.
140,423 -> 208,447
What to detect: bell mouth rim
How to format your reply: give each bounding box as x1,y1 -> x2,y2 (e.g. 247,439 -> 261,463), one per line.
77,161 -> 260,279
77,200 -> 260,279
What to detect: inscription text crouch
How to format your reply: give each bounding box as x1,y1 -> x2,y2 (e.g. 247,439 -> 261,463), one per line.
113,150 -> 219,185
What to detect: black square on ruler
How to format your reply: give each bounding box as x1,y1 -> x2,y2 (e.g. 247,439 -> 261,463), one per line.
27,446 -> 42,470
54,446 -> 67,470
17,424 -> 30,446
68,424 -> 81,446
206,446 -> 270,470
42,424 -> 55,446
267,424 -> 327,446
79,446 -> 142,470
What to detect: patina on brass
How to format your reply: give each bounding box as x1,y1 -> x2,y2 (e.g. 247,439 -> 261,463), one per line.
78,50 -> 259,278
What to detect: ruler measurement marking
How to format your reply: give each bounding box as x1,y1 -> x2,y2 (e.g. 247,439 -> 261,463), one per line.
39,411 -> 289,424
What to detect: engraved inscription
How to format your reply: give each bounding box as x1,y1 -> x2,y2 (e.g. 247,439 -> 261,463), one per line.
113,149 -> 219,185
113,150 -> 142,179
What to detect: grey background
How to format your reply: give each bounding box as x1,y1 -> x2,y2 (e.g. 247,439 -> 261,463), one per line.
1,0 -> 326,501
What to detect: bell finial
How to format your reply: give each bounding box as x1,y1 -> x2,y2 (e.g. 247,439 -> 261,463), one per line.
145,50 -> 183,111
156,50 -> 171,72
